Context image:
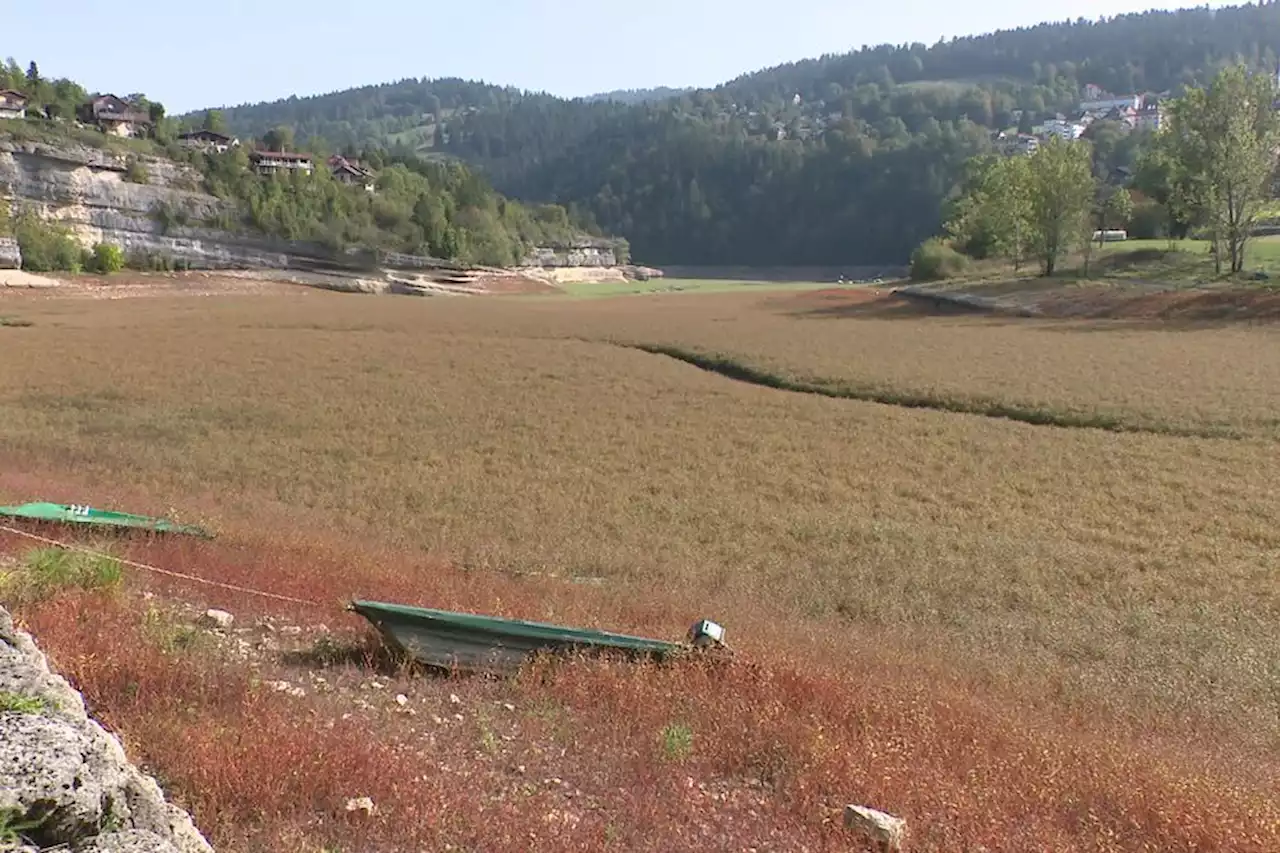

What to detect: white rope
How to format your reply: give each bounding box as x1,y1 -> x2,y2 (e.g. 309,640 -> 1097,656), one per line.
0,523 -> 325,609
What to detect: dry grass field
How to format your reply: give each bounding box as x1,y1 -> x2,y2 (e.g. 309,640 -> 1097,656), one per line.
1,282 -> 1278,851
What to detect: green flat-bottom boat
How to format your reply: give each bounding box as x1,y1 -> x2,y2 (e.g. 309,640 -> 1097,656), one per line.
0,502 -> 214,539
350,600 -> 727,675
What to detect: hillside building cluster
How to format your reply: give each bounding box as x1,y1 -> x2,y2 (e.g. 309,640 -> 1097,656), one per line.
993,84 -> 1168,156
0,89 -> 376,189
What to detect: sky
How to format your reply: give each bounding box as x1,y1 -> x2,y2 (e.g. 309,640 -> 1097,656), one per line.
4,0 -> 1231,114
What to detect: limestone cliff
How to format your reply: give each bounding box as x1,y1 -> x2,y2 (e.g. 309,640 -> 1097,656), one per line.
0,138 -> 303,269
521,238 -> 619,268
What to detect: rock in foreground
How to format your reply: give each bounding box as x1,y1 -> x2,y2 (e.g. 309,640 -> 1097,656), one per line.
0,606 -> 214,853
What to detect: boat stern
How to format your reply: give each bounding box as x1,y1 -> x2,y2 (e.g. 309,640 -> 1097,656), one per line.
687,619 -> 726,649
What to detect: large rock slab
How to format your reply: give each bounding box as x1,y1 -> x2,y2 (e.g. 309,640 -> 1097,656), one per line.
0,606 -> 214,853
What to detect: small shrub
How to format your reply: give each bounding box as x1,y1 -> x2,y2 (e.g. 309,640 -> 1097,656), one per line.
658,722 -> 694,762
14,214 -> 83,273
910,237 -> 970,282
90,242 -> 125,274
125,159 -> 150,184
0,547 -> 124,606
0,316 -> 33,327
1129,200 -> 1169,240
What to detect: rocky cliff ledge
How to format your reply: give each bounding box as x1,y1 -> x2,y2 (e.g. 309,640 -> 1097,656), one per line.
0,605 -> 214,853
0,138 -> 306,270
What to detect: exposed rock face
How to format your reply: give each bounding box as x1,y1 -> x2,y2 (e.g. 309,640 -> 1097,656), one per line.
0,236 -> 20,269
0,606 -> 214,853
522,239 -> 619,268
0,138 -> 307,270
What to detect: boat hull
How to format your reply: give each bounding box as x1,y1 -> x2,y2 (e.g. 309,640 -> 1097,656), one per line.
0,502 -> 213,538
350,600 -> 687,675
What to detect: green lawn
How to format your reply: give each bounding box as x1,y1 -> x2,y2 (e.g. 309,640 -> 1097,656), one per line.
1093,237 -> 1280,283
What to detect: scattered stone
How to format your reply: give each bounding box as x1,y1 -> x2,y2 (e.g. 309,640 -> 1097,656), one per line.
501,702 -> 516,712
369,681 -> 385,690
844,805 -> 907,853
449,693 -> 462,704
264,680 -> 306,699
200,609 -> 234,630
344,796 -> 376,817
394,694 -> 409,706
279,625 -> 302,636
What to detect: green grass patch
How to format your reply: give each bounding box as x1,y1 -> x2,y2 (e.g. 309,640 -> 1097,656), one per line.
626,343 -> 1239,439
0,546 -> 124,606
552,278 -> 839,300
0,691 -> 50,714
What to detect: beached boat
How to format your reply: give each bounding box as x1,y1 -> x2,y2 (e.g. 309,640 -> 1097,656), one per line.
349,599 -> 727,674
0,502 -> 214,539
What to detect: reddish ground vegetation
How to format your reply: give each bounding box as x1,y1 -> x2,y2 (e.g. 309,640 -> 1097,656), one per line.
6,529 -> 1279,852
4,287 -> 1280,850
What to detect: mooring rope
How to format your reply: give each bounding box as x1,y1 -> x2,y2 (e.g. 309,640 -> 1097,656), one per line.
0,523 -> 327,609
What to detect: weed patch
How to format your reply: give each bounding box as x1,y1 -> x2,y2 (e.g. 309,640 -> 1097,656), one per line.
0,691 -> 49,714
0,547 -> 123,606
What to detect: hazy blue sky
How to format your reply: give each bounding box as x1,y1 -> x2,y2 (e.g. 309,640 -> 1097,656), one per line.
5,1 -> 1227,113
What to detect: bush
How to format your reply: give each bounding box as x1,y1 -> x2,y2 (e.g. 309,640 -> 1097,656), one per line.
1128,200 -> 1169,240
90,242 -> 125,274
0,547 -> 122,606
125,159 -> 150,184
909,237 -> 970,282
14,214 -> 83,273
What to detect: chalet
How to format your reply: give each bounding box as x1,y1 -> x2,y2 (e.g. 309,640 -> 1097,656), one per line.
328,155 -> 375,191
178,129 -> 240,153
249,150 -> 314,176
82,95 -> 152,138
1135,105 -> 1163,132
0,90 -> 28,120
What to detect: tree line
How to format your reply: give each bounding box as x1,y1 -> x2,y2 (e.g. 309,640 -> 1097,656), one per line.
927,64 -> 1278,279
206,2 -> 1280,266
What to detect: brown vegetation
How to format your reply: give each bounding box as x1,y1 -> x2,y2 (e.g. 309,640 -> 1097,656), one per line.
1,285 -> 1278,851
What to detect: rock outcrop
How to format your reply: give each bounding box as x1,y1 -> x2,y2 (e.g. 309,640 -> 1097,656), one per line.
0,137 -> 322,271
0,606 -> 214,853
0,236 -> 20,269
521,238 -> 620,268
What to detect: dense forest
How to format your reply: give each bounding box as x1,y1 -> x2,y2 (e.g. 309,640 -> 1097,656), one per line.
188,3 -> 1280,265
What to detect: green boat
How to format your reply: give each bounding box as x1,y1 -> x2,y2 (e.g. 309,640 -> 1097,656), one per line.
0,502 -> 214,539
349,599 -> 727,674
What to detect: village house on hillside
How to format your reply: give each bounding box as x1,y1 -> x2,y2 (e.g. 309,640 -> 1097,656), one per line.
0,90 -> 28,120
249,149 -> 314,176
80,94 -> 152,138
328,155 -> 376,191
178,129 -> 240,153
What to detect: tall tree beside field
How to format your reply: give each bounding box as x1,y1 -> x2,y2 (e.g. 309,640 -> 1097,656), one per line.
945,153 -> 1032,269
1025,136 -> 1095,276
1163,64 -> 1280,275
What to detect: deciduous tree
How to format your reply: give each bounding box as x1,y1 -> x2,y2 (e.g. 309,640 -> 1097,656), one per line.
1026,136 -> 1094,276
1164,64 -> 1280,274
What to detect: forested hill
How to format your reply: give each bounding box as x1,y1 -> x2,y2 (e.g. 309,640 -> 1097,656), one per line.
204,2 -> 1280,266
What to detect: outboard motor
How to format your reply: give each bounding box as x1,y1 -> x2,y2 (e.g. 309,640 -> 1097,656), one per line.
687,619 -> 726,650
